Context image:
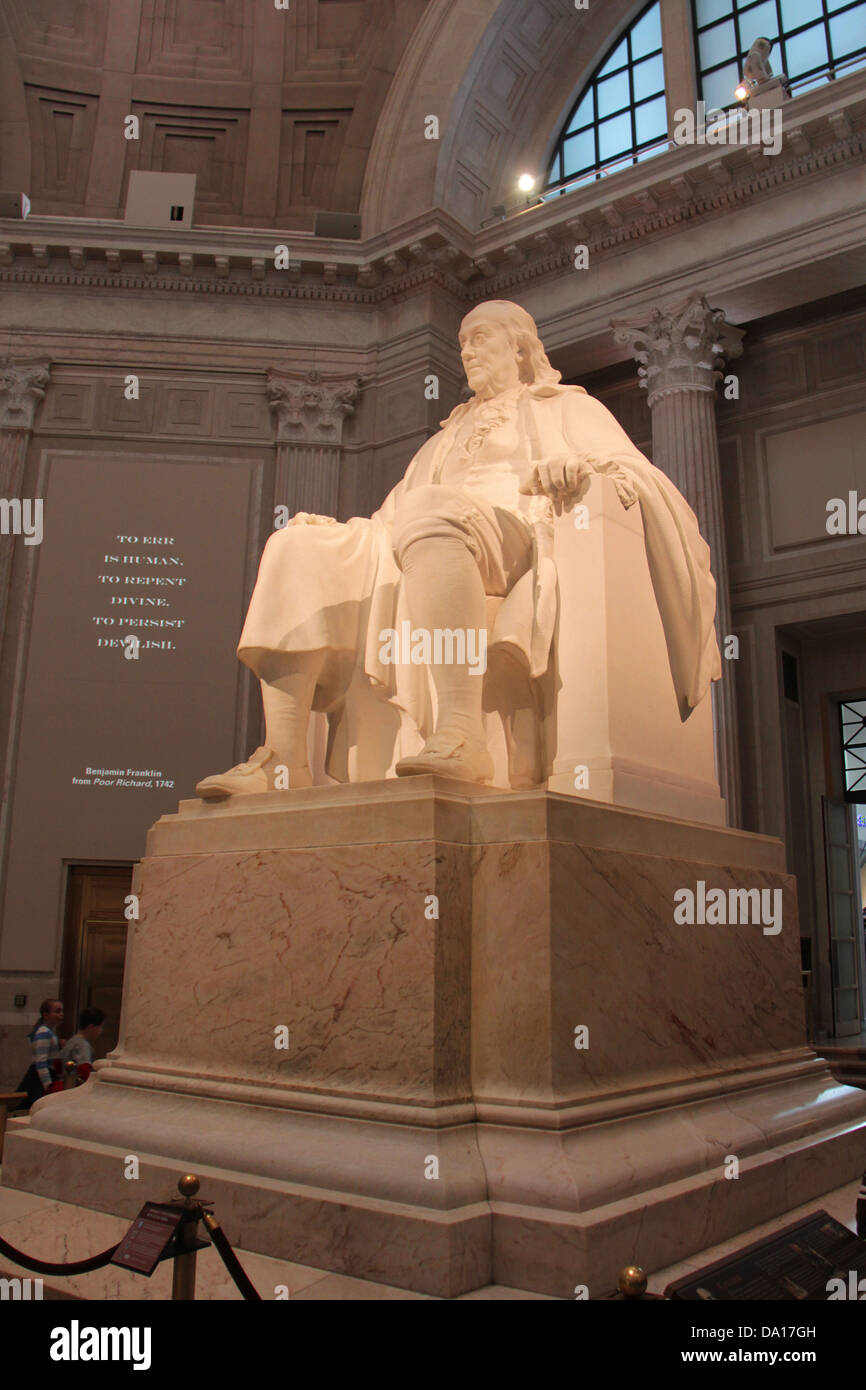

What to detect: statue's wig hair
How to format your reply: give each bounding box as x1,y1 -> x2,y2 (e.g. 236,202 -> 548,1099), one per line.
459,301 -> 562,387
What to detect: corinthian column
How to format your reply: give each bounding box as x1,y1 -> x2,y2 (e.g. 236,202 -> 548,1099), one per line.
0,358 -> 51,635
612,295 -> 744,826
266,369 -> 361,519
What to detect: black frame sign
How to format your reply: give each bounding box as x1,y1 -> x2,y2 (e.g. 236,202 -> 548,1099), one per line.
111,1203 -> 184,1277
666,1210 -> 866,1300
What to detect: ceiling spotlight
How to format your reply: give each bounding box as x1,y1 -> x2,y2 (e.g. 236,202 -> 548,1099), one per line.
517,173 -> 536,193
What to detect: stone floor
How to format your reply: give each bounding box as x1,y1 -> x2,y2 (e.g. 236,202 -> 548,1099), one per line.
0,1170 -> 860,1300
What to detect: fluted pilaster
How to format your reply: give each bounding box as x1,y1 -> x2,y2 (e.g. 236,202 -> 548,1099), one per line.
266,369 -> 361,519
0,358 -> 50,636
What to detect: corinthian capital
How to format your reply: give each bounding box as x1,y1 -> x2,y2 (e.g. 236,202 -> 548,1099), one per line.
266,369 -> 361,445
0,358 -> 52,431
611,295 -> 744,406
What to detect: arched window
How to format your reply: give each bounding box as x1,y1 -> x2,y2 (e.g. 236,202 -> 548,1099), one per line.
694,0 -> 866,110
545,2 -> 667,193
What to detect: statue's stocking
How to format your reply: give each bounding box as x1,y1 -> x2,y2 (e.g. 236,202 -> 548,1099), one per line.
259,651 -> 325,780
400,536 -> 487,744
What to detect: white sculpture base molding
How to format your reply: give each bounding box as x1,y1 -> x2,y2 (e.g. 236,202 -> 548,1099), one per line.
5,780 -> 865,1298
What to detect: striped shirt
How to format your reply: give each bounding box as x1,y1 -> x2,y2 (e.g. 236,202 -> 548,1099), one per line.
30,1022 -> 60,1091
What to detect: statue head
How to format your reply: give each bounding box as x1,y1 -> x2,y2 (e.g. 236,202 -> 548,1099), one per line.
459,301 -> 562,398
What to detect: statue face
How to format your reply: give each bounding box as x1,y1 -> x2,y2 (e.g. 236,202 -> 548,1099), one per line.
458,314 -> 521,398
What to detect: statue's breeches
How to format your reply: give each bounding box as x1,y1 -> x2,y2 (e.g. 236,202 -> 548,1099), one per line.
392,485 -> 534,596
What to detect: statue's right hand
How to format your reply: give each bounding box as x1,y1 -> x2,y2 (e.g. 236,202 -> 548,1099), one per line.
289,512 -> 338,526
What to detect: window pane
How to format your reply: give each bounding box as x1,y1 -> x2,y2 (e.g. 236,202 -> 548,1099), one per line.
634,94 -> 667,144
780,0 -> 823,27
702,61 -> 741,107
597,111 -> 632,161
566,90 -> 594,133
596,69 -> 630,116
830,9 -> 866,59
697,0 -> 731,25
633,52 -> 665,99
602,150 -> 635,176
630,3 -> 662,59
737,2 -> 779,51
791,71 -> 830,91
635,143 -> 666,164
561,128 -> 596,176
828,0 -> 862,10
699,18 -> 737,67
598,37 -> 627,76
784,21 -> 830,75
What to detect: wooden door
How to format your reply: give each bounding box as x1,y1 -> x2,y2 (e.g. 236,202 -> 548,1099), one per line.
60,866 -> 133,1060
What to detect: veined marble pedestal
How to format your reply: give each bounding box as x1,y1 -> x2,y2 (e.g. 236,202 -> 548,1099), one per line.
5,780 -> 866,1297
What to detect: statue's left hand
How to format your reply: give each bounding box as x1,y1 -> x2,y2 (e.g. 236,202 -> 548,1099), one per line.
519,456 -> 593,507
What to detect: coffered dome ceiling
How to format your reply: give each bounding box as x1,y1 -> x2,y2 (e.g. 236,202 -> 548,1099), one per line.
0,0 -> 429,227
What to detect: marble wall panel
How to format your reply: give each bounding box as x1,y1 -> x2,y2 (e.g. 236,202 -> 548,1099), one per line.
161,386 -> 212,435
42,383 -> 96,430
215,388 -> 271,440
763,411 -> 866,551
719,435 -> 746,566
737,344 -> 808,410
813,326 -> 866,387
37,375 -> 272,446
97,382 -> 158,434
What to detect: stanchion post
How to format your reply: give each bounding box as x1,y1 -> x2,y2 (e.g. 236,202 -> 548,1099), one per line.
171,1174 -> 204,1301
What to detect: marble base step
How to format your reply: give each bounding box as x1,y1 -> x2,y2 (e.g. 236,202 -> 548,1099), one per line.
0,1174 -> 859,1302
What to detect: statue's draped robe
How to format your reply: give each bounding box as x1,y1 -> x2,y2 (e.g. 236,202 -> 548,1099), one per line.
239,384 -> 721,782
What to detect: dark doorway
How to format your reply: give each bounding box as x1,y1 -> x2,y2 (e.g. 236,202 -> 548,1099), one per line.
60,865 -> 134,1061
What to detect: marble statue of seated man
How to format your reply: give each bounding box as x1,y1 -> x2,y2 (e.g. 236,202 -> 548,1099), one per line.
196,299 -> 720,797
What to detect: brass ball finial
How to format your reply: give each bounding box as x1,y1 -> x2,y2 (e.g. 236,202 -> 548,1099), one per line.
618,1265 -> 648,1298
178,1173 -> 200,1197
